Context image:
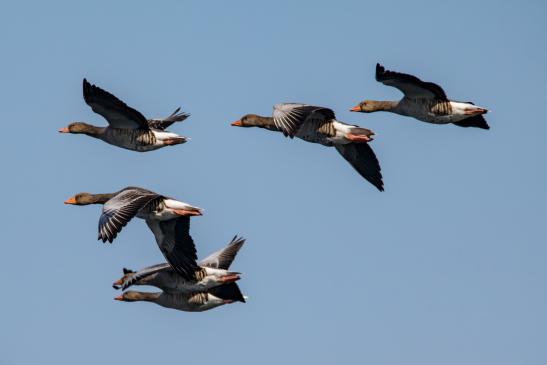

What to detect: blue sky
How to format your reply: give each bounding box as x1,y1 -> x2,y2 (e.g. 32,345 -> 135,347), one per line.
1,0 -> 546,364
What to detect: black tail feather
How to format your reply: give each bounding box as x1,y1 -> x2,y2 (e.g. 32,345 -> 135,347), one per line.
453,115 -> 490,130
210,283 -> 246,303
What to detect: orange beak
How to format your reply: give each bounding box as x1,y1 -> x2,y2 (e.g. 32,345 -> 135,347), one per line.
64,196 -> 77,205
231,120 -> 243,127
114,295 -> 124,301
350,105 -> 362,112
59,127 -> 70,133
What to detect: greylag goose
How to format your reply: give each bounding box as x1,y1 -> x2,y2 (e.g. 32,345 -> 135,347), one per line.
350,63 -> 490,129
113,236 -> 245,293
114,282 -> 246,312
64,187 -> 202,279
59,79 -> 191,151
231,104 -> 383,191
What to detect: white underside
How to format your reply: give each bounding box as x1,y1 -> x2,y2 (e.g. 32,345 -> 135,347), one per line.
140,199 -> 202,221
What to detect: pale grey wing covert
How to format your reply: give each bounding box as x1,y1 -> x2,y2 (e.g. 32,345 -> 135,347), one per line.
98,187 -> 161,243
272,103 -> 336,138
113,263 -> 172,290
199,236 -> 246,270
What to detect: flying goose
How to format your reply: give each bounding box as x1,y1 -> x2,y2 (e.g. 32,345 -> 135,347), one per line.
114,282 -> 246,312
113,236 -> 246,293
231,103 -> 384,191
64,187 -> 202,279
350,63 -> 490,129
59,79 -> 191,151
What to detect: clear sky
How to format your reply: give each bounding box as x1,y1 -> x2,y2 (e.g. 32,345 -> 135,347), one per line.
1,0 -> 546,364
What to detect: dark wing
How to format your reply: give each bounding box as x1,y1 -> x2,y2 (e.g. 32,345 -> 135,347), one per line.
113,263 -> 172,290
273,103 -> 336,138
145,216 -> 199,281
98,187 -> 161,243
209,282 -> 246,303
147,107 -> 190,130
453,114 -> 490,129
375,63 -> 447,100
199,236 -> 246,270
83,79 -> 149,129
335,143 -> 384,191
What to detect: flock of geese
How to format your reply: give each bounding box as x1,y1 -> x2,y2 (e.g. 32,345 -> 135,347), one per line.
61,63 -> 490,313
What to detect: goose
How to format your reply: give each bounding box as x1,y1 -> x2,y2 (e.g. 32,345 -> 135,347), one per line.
114,282 -> 246,312
59,79 -> 191,151
231,104 -> 384,191
64,187 -> 202,279
350,63 -> 490,129
113,236 -> 245,293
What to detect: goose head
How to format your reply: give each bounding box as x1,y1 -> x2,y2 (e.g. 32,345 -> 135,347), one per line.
231,114 -> 262,128
59,122 -> 101,135
114,291 -> 159,302
350,101 -> 385,113
64,192 -> 114,205
231,114 -> 279,131
112,268 -> 135,290
114,291 -> 141,302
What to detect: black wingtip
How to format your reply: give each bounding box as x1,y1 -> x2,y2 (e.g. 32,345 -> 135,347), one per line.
375,63 -> 385,80
98,235 -> 114,244
230,235 -> 246,246
83,78 -> 91,91
83,78 -> 92,100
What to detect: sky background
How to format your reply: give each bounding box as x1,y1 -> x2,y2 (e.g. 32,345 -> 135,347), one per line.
1,0 -> 546,364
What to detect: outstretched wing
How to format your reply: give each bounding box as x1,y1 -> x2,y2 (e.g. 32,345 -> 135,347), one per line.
273,103 -> 336,138
145,216 -> 199,281
113,263 -> 172,290
335,143 -> 384,191
83,79 -> 149,129
375,63 -> 447,100
199,236 -> 246,270
147,107 -> 190,130
98,187 -> 161,243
